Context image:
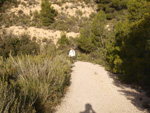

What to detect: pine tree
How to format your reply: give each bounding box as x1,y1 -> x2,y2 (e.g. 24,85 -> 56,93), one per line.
90,10 -> 106,48
40,0 -> 57,26
127,0 -> 150,22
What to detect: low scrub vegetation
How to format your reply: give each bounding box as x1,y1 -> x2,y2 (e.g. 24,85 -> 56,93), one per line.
77,10 -> 107,56
0,0 -> 18,12
103,0 -> 150,94
0,54 -> 71,113
0,33 -> 72,113
0,13 -> 31,27
50,14 -> 92,32
76,0 -> 150,95
1,0 -> 150,112
57,32 -> 77,54
0,33 -> 40,58
0,0 -> 57,28
106,14 -> 150,88
95,0 -> 128,20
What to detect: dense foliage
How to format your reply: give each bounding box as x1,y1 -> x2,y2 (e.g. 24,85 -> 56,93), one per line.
77,0 -> 150,93
0,1 -> 71,111
0,33 -> 72,112
0,54 -> 71,113
58,32 -> 70,46
103,0 -> 150,91
1,0 -> 150,112
40,0 -> 57,26
0,0 -> 18,12
0,0 -> 11,7
0,34 -> 40,58
106,14 -> 150,88
77,10 -> 106,53
95,0 -> 128,20
127,0 -> 150,22
0,0 -> 5,6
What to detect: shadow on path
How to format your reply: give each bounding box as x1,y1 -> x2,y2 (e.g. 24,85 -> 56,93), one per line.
80,103 -> 96,113
107,72 -> 150,113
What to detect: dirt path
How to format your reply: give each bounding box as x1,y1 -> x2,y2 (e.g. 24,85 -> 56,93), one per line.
56,61 -> 149,113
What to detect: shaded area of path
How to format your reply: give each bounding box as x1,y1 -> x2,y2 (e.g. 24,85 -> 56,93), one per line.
55,61 -> 149,113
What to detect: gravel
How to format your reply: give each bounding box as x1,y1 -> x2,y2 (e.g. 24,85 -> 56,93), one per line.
55,61 -> 149,113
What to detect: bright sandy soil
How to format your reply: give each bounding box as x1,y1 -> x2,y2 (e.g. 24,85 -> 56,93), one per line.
5,0 -> 95,44
5,26 -> 79,44
56,61 -> 149,113
8,0 -> 41,15
8,0 -> 95,18
52,2 -> 95,18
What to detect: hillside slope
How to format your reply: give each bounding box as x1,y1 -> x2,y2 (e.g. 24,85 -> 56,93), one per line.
0,0 -> 96,44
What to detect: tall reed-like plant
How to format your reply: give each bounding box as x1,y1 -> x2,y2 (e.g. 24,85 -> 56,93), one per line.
0,54 -> 71,113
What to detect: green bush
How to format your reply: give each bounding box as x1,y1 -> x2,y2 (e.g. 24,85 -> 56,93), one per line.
31,10 -> 42,27
105,7 -> 115,13
40,0 -> 57,26
106,13 -> 114,20
96,0 -> 128,20
110,0 -> 128,10
90,10 -> 106,47
76,10 -> 83,16
127,0 -> 150,22
57,32 -> 78,55
0,34 -> 40,58
76,52 -> 91,62
41,39 -> 57,57
95,0 -> 111,4
0,0 -> 18,12
0,53 -> 71,112
89,48 -> 107,65
77,28 -> 95,53
106,13 -> 150,90
0,13 -> 31,27
51,14 -> 79,32
97,3 -> 107,11
77,10 -> 107,54
58,32 -> 70,46
121,14 -> 150,86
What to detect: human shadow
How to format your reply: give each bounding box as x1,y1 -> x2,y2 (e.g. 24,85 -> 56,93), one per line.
80,103 -> 96,113
107,72 -> 150,113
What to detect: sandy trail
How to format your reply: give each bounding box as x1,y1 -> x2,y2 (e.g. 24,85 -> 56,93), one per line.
56,61 -> 149,113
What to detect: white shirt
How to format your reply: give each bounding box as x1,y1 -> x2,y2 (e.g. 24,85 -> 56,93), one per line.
69,49 -> 75,57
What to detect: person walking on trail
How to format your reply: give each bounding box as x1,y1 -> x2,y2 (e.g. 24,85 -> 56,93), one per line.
69,48 -> 76,63
69,48 -> 75,57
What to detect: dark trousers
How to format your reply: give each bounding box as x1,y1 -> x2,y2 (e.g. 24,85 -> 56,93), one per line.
70,56 -> 75,63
